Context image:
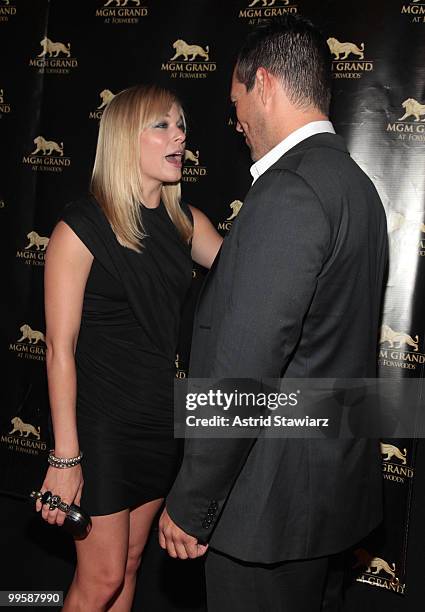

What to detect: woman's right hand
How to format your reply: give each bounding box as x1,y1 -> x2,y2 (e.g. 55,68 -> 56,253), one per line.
36,464 -> 84,527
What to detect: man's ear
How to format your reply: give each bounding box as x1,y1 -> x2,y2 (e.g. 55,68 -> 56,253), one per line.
255,67 -> 274,106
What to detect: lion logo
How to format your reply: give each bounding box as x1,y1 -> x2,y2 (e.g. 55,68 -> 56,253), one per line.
226,200 -> 244,221
9,416 -> 40,440
184,149 -> 199,165
171,40 -> 209,62
104,0 -> 140,5
367,558 -> 397,580
327,37 -> 364,60
399,98 -> 425,122
379,324 -> 419,352
37,37 -> 71,58
98,89 -> 115,110
381,443 -> 407,465
387,212 -> 425,234
0,89 -> 3,103
249,0 -> 289,5
17,324 -> 45,344
353,549 -> 398,582
25,231 -> 49,251
31,136 -> 64,156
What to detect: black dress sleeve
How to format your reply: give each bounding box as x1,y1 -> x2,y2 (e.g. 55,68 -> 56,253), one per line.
59,196 -> 121,282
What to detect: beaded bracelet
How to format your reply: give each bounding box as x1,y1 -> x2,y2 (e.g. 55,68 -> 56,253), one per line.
48,449 -> 83,469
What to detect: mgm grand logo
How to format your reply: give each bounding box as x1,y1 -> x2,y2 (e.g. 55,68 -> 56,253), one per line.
162,39 -> 216,80
95,0 -> 148,24
0,0 -> 17,22
16,231 -> 50,267
175,354 -> 187,379
0,88 -> 11,114
218,200 -> 243,232
401,0 -> 425,23
238,0 -> 298,22
22,136 -> 71,173
89,89 -> 116,120
354,548 -> 404,594
327,37 -> 373,79
378,324 -> 424,371
9,324 -> 46,362
1,417 -> 47,456
381,442 -> 414,484
182,148 -> 207,183
29,37 -> 78,74
387,211 -> 425,257
387,98 -> 425,143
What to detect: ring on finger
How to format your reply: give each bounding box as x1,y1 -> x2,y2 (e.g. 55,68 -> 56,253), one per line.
48,495 -> 61,510
41,491 -> 53,505
58,501 -> 70,513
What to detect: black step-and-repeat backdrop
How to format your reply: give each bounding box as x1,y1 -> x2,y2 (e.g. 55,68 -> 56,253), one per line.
1,0 -> 424,606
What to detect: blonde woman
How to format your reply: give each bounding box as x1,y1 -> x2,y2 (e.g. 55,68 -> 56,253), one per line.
36,85 -> 222,611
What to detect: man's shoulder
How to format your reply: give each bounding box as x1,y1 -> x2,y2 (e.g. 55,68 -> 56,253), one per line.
260,132 -> 378,204
272,133 -> 349,174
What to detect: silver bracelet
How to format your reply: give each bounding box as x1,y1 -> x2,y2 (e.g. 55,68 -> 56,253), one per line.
48,449 -> 83,468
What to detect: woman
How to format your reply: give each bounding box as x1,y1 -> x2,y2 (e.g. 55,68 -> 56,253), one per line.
36,84 -> 222,611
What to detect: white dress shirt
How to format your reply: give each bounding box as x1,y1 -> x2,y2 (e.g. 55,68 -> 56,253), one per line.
250,120 -> 335,184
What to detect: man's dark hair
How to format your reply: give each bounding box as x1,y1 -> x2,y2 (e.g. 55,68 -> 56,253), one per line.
235,15 -> 332,115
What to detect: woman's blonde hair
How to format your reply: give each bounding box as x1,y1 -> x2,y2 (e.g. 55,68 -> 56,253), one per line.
91,84 -> 193,252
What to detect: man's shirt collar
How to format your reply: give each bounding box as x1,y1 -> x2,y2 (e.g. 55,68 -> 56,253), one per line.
250,120 -> 335,184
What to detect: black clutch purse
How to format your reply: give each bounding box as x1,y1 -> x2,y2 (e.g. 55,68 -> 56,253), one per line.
30,490 -> 92,539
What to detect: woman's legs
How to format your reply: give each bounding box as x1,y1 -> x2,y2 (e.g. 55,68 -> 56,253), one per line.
63,509 -> 130,612
109,498 -> 163,611
63,498 -> 163,612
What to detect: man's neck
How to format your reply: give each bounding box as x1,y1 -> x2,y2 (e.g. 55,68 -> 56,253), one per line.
268,110 -> 328,151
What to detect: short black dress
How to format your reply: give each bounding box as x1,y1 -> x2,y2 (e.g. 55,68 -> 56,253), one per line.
60,196 -> 192,516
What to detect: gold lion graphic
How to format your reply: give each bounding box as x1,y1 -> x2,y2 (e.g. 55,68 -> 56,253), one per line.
0,89 -> 3,103
104,0 -> 140,5
9,416 -> 40,439
227,200 -> 244,221
327,37 -> 364,60
25,231 -> 49,251
184,149 -> 199,165
31,136 -> 64,156
399,98 -> 425,122
98,89 -> 115,109
17,324 -> 45,344
387,211 -> 425,233
381,442 -> 407,465
379,324 -> 419,352
249,0 -> 289,5
353,549 -> 398,583
368,558 -> 397,580
38,37 -> 71,58
171,40 -> 209,62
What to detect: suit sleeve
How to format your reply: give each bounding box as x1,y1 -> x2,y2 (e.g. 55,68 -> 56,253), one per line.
167,169 -> 331,540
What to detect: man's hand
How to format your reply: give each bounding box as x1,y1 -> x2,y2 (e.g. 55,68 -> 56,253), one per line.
159,507 -> 208,559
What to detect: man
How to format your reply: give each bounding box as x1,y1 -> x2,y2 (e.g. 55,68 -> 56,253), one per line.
159,15 -> 388,611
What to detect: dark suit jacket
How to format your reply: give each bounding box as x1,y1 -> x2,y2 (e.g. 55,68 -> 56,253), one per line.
167,133 -> 388,563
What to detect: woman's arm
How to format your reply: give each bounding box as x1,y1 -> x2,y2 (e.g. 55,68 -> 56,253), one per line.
38,221 -> 93,525
189,205 -> 223,270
